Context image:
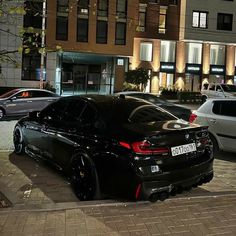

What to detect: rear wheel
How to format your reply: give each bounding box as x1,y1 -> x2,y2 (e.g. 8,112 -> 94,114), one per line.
70,155 -> 101,201
0,108 -> 5,120
209,134 -> 219,154
13,125 -> 25,154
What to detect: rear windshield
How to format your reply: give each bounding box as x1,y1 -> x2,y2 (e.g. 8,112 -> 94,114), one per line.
221,84 -> 236,92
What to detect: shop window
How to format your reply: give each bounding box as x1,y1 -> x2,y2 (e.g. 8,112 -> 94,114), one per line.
217,13 -> 233,31
161,41 -> 176,62
210,45 -> 225,65
192,11 -> 208,28
185,43 -> 202,64
140,42 -> 153,62
96,21 -> 108,44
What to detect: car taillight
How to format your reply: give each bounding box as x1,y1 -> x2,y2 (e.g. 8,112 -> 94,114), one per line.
119,140 -> 169,155
189,113 -> 197,123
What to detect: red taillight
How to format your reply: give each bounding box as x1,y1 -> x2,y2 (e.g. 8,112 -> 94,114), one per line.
189,113 -> 197,123
119,141 -> 131,149
131,141 -> 169,155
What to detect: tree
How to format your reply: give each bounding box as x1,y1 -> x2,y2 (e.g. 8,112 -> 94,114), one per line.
124,67 -> 149,91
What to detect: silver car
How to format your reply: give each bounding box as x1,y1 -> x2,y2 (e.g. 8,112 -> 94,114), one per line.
0,88 -> 60,120
189,98 -> 236,153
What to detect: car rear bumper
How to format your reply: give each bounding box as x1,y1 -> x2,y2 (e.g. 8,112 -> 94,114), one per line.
137,158 -> 214,200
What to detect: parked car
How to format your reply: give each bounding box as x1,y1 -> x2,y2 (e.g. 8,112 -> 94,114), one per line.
201,83 -> 236,103
189,98 -> 236,153
116,92 -> 192,121
13,95 -> 214,202
0,88 -> 59,120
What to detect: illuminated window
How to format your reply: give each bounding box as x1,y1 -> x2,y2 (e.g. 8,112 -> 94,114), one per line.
161,41 -> 176,62
210,45 -> 225,65
159,7 -> 167,34
185,43 -> 202,64
137,4 -> 146,32
140,42 -> 153,62
192,11 -> 208,28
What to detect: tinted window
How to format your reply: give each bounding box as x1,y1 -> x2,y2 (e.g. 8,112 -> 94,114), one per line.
209,84 -> 215,91
221,84 -> 236,92
63,100 -> 87,121
129,105 -> 175,123
40,99 -> 70,121
31,91 -> 54,98
212,101 -> 236,117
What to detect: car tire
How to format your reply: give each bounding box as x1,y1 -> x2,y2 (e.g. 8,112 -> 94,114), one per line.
209,134 -> 219,154
13,125 -> 26,154
70,155 -> 101,201
0,107 -> 5,120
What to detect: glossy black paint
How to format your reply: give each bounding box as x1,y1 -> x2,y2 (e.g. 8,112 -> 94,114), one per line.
116,92 -> 192,121
14,95 -> 214,201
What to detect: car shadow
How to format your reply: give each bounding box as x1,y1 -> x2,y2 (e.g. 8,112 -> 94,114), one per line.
215,150 -> 236,163
8,152 -> 79,203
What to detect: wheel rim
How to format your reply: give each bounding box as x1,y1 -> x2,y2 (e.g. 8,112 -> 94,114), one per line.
71,157 -> 95,200
13,128 -> 23,153
0,109 -> 3,119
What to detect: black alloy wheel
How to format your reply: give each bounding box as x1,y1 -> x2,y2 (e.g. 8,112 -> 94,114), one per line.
13,126 -> 25,154
0,108 -> 4,120
70,155 -> 100,201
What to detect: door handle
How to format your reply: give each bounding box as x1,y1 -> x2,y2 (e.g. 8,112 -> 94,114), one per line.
27,101 -> 32,103
209,119 -> 216,124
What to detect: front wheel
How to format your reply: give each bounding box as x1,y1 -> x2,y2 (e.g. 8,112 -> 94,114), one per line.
13,125 -> 25,155
0,108 -> 5,120
70,155 -> 101,201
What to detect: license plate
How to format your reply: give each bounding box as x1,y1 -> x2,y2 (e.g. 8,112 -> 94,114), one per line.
171,143 -> 196,156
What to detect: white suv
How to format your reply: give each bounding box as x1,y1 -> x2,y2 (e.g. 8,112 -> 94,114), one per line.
189,98 -> 236,153
201,83 -> 236,103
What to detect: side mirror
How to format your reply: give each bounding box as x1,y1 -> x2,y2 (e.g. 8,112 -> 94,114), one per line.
10,96 -> 17,101
28,111 -> 40,119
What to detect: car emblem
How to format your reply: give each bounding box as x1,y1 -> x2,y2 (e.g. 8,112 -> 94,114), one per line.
185,133 -> 190,140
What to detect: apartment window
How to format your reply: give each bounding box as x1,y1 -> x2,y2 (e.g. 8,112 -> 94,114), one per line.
192,11 -> 208,28
115,22 -> 126,45
116,0 -> 127,18
217,13 -> 233,31
96,21 -> 107,43
56,0 -> 69,40
24,1 -> 42,29
137,4 -> 146,32
77,0 -> 89,42
159,7 -> 167,34
140,42 -> 153,62
169,0 -> 178,4
97,0 -> 108,17
22,52 -> 41,81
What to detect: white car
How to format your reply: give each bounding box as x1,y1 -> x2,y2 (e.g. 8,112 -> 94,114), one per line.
189,98 -> 236,153
201,83 -> 236,103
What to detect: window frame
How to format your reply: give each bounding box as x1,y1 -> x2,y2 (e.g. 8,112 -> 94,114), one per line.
192,11 -> 208,29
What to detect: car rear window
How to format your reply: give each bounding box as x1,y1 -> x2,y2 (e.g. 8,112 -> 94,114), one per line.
212,101 -> 236,117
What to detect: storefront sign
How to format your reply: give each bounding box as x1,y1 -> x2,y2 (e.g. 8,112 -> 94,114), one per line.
210,65 -> 225,75
160,62 -> 175,73
185,63 -> 201,74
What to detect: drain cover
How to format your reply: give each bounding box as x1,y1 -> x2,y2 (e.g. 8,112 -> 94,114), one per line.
0,192 -> 12,208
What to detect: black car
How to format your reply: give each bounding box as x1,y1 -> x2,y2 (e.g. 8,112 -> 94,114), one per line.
13,95 -> 214,202
116,92 -> 192,121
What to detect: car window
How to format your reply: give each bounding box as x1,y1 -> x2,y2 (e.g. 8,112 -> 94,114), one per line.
129,105 -> 175,123
0,89 -> 20,98
212,101 -> 236,117
202,84 -> 208,90
40,99 -> 70,121
216,85 -> 222,92
31,90 -> 55,98
15,91 -> 31,99
209,84 -> 215,91
221,84 -> 236,92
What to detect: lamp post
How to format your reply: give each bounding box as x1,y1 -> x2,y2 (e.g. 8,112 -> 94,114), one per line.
39,0 -> 46,89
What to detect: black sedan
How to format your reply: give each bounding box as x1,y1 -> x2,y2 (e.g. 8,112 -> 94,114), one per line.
13,95 -> 214,202
116,92 -> 192,121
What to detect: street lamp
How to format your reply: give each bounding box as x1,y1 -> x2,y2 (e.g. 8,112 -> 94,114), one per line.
39,0 -> 46,89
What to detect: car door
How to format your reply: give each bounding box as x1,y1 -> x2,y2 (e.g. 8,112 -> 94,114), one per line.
5,90 -> 33,116
207,100 -> 236,152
